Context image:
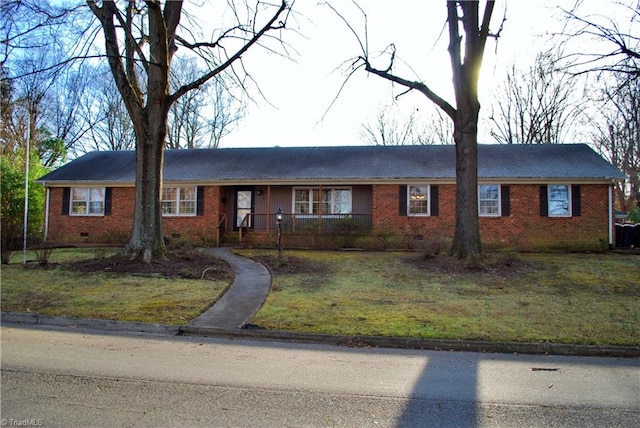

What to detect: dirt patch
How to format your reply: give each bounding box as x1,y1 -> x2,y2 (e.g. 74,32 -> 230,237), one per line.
248,254 -> 329,275
404,252 -> 535,281
67,249 -> 233,281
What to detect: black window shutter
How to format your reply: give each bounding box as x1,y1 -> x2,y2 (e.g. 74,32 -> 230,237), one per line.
571,185 -> 581,216
104,188 -> 112,215
62,187 -> 70,215
539,185 -> 548,217
399,185 -> 407,216
197,186 -> 205,216
430,185 -> 439,216
501,185 -> 510,217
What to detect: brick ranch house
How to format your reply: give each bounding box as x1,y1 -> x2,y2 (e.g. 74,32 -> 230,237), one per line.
36,144 -> 625,251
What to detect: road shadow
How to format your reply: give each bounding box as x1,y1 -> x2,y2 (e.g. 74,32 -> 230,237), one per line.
395,349 -> 640,427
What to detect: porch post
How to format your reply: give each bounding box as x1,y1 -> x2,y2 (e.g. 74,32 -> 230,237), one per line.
267,185 -> 271,234
318,184 -> 323,233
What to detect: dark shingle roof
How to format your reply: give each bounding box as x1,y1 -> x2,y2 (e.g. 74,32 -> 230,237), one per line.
36,144 -> 625,185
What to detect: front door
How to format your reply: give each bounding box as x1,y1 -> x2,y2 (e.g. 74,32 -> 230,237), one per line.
235,188 -> 254,229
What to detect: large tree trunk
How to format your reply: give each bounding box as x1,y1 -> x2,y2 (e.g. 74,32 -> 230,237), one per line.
126,123 -> 166,263
451,111 -> 482,261
446,0 -> 488,263
123,2 -> 175,263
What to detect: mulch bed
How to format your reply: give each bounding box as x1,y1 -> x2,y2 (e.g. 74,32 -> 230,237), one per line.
67,249 -> 233,281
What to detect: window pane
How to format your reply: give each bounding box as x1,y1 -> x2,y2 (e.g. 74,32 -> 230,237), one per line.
162,188 -> 177,215
549,185 -> 570,216
333,190 -> 352,214
180,201 -> 196,214
180,187 -> 196,215
88,201 -> 104,214
409,185 -> 429,215
479,185 -> 499,216
88,188 -> 104,214
320,190 -> 331,214
294,189 -> 310,214
180,187 -> 196,201
72,188 -> 88,201
72,201 -> 87,214
479,185 -> 498,200
311,189 -> 321,214
162,201 -> 177,214
163,187 -> 177,201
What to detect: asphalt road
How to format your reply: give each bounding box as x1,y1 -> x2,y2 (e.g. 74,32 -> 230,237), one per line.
1,325 -> 639,427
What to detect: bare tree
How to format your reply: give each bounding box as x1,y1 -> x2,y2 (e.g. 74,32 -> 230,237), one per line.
333,1 -> 497,262
561,0 -> 639,212
42,66 -> 93,157
3,52 -> 71,167
591,72 -> 640,211
360,105 -> 421,146
206,78 -> 246,149
166,57 -> 244,149
86,1 -> 292,262
2,1 -> 93,159
560,0 -> 640,77
489,49 -> 583,144
360,103 -> 453,146
80,66 -> 136,152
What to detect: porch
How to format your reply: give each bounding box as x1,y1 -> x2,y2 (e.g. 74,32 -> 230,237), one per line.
236,212 -> 373,243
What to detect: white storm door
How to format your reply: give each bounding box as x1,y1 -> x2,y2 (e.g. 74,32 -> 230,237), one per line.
236,190 -> 253,228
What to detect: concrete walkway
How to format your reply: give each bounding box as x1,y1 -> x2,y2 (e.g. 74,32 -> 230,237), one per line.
187,247 -> 271,330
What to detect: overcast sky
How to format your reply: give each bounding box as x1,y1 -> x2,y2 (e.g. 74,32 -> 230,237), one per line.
219,0 -> 580,148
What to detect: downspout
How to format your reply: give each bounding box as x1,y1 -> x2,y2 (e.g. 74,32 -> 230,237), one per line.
608,181 -> 614,249
44,186 -> 50,242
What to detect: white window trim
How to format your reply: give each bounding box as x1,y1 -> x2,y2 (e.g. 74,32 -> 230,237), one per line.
70,187 -> 105,216
162,186 -> 197,217
548,184 -> 572,217
407,184 -> 430,217
292,186 -> 352,215
478,184 -> 501,217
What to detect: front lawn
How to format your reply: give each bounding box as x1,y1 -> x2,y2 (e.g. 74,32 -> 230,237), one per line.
2,247 -> 638,346
1,247 -> 232,325
237,250 -> 640,346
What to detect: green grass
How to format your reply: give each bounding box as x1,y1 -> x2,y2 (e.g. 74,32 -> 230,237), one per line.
237,250 -> 640,346
2,247 -> 639,346
1,248 -> 230,325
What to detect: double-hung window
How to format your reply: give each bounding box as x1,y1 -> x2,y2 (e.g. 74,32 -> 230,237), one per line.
548,184 -> 571,217
162,186 -> 196,216
293,187 -> 352,215
478,184 -> 500,216
408,185 -> 430,216
71,187 -> 105,215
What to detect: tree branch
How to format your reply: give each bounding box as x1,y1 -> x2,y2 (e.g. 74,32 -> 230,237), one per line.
168,0 -> 289,105
364,59 -> 456,120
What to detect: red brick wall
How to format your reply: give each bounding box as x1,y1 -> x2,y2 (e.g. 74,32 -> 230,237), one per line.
47,187 -> 135,244
478,184 -> 611,250
46,183 -> 612,251
372,184 -> 456,241
46,186 -> 223,245
372,183 -> 611,251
